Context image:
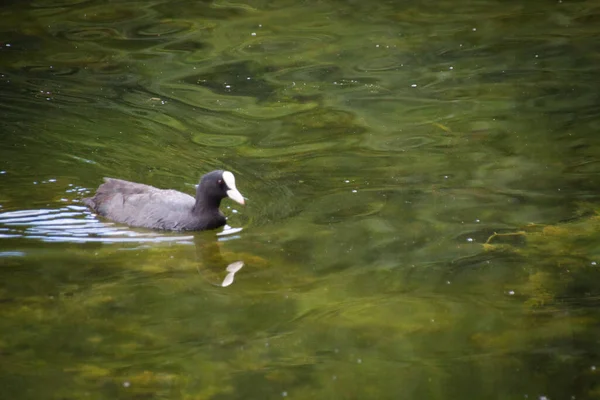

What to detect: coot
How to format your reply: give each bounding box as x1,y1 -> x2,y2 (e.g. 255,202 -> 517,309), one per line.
83,170 -> 245,231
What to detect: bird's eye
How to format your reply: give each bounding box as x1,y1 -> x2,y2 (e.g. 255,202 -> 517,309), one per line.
217,179 -> 223,185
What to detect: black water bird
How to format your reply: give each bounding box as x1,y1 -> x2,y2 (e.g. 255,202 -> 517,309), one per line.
83,170 -> 244,231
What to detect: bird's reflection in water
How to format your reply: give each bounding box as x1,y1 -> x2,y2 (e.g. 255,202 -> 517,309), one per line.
0,205 -> 247,287
194,225 -> 245,287
221,261 -> 244,287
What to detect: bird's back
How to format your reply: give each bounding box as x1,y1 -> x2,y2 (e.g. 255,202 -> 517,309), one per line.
83,178 -> 197,230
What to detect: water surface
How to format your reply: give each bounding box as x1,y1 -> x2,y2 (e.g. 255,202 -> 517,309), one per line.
2,0 -> 600,399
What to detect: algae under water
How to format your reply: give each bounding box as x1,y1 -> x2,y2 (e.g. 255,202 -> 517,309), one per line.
1,0 -> 600,399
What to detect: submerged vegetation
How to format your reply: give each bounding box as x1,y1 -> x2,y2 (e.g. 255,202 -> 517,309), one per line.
1,0 -> 600,399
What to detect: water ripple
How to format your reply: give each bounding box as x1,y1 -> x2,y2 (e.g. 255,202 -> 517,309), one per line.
0,206 -> 195,244
60,27 -> 123,41
130,21 -> 194,38
228,32 -> 338,58
191,133 -> 247,147
354,54 -> 408,73
30,0 -> 92,8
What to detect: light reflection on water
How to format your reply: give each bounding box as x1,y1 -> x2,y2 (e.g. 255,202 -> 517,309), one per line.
0,205 -> 193,243
0,205 -> 244,244
1,0 -> 600,399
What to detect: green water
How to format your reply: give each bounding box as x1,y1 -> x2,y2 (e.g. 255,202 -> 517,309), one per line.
2,0 -> 600,398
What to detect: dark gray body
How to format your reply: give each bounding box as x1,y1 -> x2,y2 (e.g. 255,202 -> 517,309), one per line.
83,178 -> 226,231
